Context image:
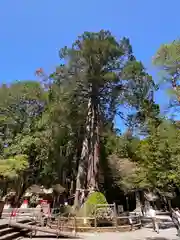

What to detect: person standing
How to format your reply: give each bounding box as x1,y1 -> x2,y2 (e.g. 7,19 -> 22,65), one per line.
148,206 -> 159,234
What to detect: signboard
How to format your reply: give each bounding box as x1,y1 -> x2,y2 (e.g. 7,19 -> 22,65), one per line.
40,200 -> 50,217
118,205 -> 124,213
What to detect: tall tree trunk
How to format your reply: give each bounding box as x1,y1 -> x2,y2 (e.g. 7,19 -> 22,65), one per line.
74,98 -> 91,208
14,181 -> 27,208
87,99 -> 100,189
74,96 -> 100,209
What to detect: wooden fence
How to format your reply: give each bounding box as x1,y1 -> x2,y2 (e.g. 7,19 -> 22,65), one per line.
3,206 -> 142,232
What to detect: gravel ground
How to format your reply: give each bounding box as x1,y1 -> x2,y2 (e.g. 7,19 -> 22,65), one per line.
19,227 -> 179,240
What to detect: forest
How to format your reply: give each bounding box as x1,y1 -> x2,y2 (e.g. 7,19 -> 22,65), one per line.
0,30 -> 180,211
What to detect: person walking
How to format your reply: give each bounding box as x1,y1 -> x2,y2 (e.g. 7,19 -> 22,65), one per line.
175,208 -> 180,224
148,206 -> 159,234
171,208 -> 180,236
128,213 -> 133,231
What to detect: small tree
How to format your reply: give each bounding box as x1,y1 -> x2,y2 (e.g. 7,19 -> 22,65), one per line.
0,154 -> 29,204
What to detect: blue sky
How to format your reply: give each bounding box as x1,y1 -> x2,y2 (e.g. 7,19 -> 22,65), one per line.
0,0 -> 179,130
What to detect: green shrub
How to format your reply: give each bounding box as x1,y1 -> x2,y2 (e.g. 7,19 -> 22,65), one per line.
86,192 -> 107,206
59,205 -> 73,216
77,192 -> 108,217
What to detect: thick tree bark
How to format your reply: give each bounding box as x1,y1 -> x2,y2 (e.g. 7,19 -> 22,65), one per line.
74,96 -> 100,209
87,99 -> 100,189
74,98 -> 91,208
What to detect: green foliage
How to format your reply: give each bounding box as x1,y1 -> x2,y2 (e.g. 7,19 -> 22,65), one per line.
135,120 -> 180,191
103,120 -> 178,197
57,31 -> 157,131
153,40 -> 180,72
105,121 -> 180,194
58,205 -> 73,217
0,154 -> 28,179
78,192 -> 108,217
86,192 -> 107,206
153,40 -> 180,108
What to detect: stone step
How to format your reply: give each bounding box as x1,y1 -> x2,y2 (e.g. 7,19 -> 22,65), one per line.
0,219 -> 32,231
0,224 -> 8,230
0,220 -> 35,237
0,227 -> 15,237
0,229 -> 30,240
0,219 -> 35,240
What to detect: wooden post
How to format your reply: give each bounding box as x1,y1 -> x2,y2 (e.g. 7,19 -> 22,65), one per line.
126,195 -> 129,213
57,217 -> 60,231
84,200 -> 87,224
139,213 -> 142,228
74,217 -> 77,235
113,202 -> 118,231
94,206 -> 97,231
60,217 -> 63,232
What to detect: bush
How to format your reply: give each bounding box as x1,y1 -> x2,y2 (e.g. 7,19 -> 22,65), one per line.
59,205 -> 73,217
78,191 -> 108,217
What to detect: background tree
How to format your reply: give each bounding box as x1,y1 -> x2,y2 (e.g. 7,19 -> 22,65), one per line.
0,81 -> 49,201
153,40 -> 180,108
0,154 -> 29,205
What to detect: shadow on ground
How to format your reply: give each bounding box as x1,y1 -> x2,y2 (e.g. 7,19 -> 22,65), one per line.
143,218 -> 175,230
145,237 -> 177,240
25,234 -> 81,239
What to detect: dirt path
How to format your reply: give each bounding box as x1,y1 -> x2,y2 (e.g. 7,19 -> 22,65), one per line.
85,228 -> 178,240
20,227 -> 178,240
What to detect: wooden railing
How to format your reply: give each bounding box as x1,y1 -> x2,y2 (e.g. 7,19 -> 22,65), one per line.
3,207 -> 144,232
